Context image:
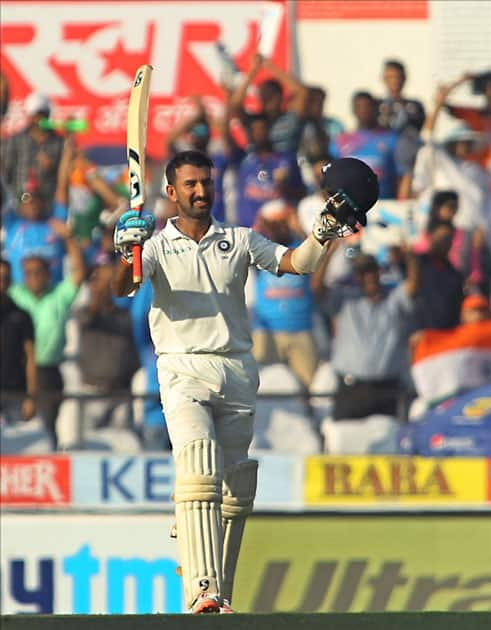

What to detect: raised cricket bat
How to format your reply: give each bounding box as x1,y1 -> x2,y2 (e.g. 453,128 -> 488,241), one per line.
127,64 -> 153,284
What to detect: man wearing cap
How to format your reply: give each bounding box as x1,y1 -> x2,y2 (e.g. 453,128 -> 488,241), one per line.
412,83 -> 489,237
1,91 -> 64,207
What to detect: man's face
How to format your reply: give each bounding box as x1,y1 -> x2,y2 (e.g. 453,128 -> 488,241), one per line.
436,200 -> 458,222
353,96 -> 378,128
383,67 -> 405,95
358,269 -> 380,297
259,86 -> 283,117
249,119 -> 271,152
23,258 -> 50,294
166,164 -> 214,220
429,225 -> 454,257
19,191 -> 44,220
307,91 -> 325,119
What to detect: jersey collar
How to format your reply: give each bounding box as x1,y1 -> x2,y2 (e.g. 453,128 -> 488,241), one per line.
164,216 -> 225,241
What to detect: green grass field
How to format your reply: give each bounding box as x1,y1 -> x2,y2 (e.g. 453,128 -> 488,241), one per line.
2,613 -> 491,630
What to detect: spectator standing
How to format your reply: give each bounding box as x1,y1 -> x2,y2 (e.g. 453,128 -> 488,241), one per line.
0,258 -> 37,423
331,91 -> 400,199
443,71 -> 491,170
378,60 -> 426,135
1,138 -> 77,284
236,113 -> 303,227
317,253 -> 419,420
413,218 -> 464,332
8,218 -> 85,450
377,59 -> 426,198
1,92 -> 64,207
9,167 -> 85,450
413,190 -> 489,294
252,200 -> 318,388
229,53 -> 309,154
411,83 -> 489,237
299,86 -> 344,163
77,263 -> 140,434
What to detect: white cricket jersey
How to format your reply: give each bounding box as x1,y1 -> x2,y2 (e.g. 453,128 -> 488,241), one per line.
141,217 -> 287,355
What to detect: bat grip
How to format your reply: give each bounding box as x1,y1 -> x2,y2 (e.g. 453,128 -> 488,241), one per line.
132,244 -> 143,284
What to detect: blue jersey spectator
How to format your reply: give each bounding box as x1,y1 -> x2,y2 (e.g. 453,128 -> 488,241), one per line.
2,180 -> 68,284
251,200 -> 318,388
237,113 -> 304,227
254,263 -> 314,333
331,91 -> 400,199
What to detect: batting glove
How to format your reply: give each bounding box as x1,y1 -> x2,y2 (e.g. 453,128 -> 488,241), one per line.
114,210 -> 155,263
312,208 -> 341,244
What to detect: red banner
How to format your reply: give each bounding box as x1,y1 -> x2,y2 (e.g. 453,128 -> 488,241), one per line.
297,0 -> 428,21
0,455 -> 71,506
1,1 -> 289,159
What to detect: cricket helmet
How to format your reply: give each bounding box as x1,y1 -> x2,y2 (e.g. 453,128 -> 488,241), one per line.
320,157 -> 379,234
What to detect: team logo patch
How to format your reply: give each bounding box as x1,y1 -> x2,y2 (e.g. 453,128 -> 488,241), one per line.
199,579 -> 210,591
217,239 -> 231,252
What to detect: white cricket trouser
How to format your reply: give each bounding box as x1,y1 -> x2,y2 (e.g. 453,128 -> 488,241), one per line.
156,352 -> 259,467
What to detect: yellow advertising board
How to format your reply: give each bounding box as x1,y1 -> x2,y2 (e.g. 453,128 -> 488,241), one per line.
305,456 -> 488,506
235,515 -> 491,612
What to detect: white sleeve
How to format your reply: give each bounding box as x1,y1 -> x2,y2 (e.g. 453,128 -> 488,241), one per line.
247,229 -> 288,275
412,144 -> 433,195
142,237 -> 158,280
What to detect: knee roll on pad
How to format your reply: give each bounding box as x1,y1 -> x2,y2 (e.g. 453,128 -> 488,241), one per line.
222,459 -> 258,602
174,439 -> 224,607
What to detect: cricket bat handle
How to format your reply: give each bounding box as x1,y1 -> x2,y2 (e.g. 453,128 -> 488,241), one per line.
132,244 -> 142,284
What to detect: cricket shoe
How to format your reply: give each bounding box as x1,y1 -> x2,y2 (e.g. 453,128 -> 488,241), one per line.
190,593 -> 221,614
220,599 -> 235,614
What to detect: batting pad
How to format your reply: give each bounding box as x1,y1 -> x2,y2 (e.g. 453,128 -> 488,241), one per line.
221,459 -> 258,602
174,439 -> 224,608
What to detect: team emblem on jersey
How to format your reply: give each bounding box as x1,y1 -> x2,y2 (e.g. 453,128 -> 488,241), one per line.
217,239 -> 231,252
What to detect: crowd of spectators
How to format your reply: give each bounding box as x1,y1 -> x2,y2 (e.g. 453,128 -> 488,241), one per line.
1,55 -> 490,454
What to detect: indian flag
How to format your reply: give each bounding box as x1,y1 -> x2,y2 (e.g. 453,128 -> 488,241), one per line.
411,321 -> 491,405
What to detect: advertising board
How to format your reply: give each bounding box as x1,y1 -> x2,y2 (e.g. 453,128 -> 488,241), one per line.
2,513 -> 490,614
305,456 -> 488,508
1,0 -> 289,158
0,455 -> 71,507
0,514 -> 182,614
234,515 -> 491,612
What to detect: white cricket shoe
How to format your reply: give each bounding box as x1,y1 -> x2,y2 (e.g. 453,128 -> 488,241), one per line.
190,593 -> 221,614
220,599 -> 235,614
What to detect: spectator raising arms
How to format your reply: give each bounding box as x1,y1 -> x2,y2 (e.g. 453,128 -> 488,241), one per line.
7,147 -> 86,449
229,52 -> 309,154
443,71 -> 491,170
412,82 -> 489,237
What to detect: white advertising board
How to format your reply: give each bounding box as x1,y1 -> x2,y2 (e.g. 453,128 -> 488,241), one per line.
0,514 -> 183,614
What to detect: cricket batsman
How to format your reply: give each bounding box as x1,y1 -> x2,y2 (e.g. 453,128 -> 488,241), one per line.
112,150 -> 378,614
